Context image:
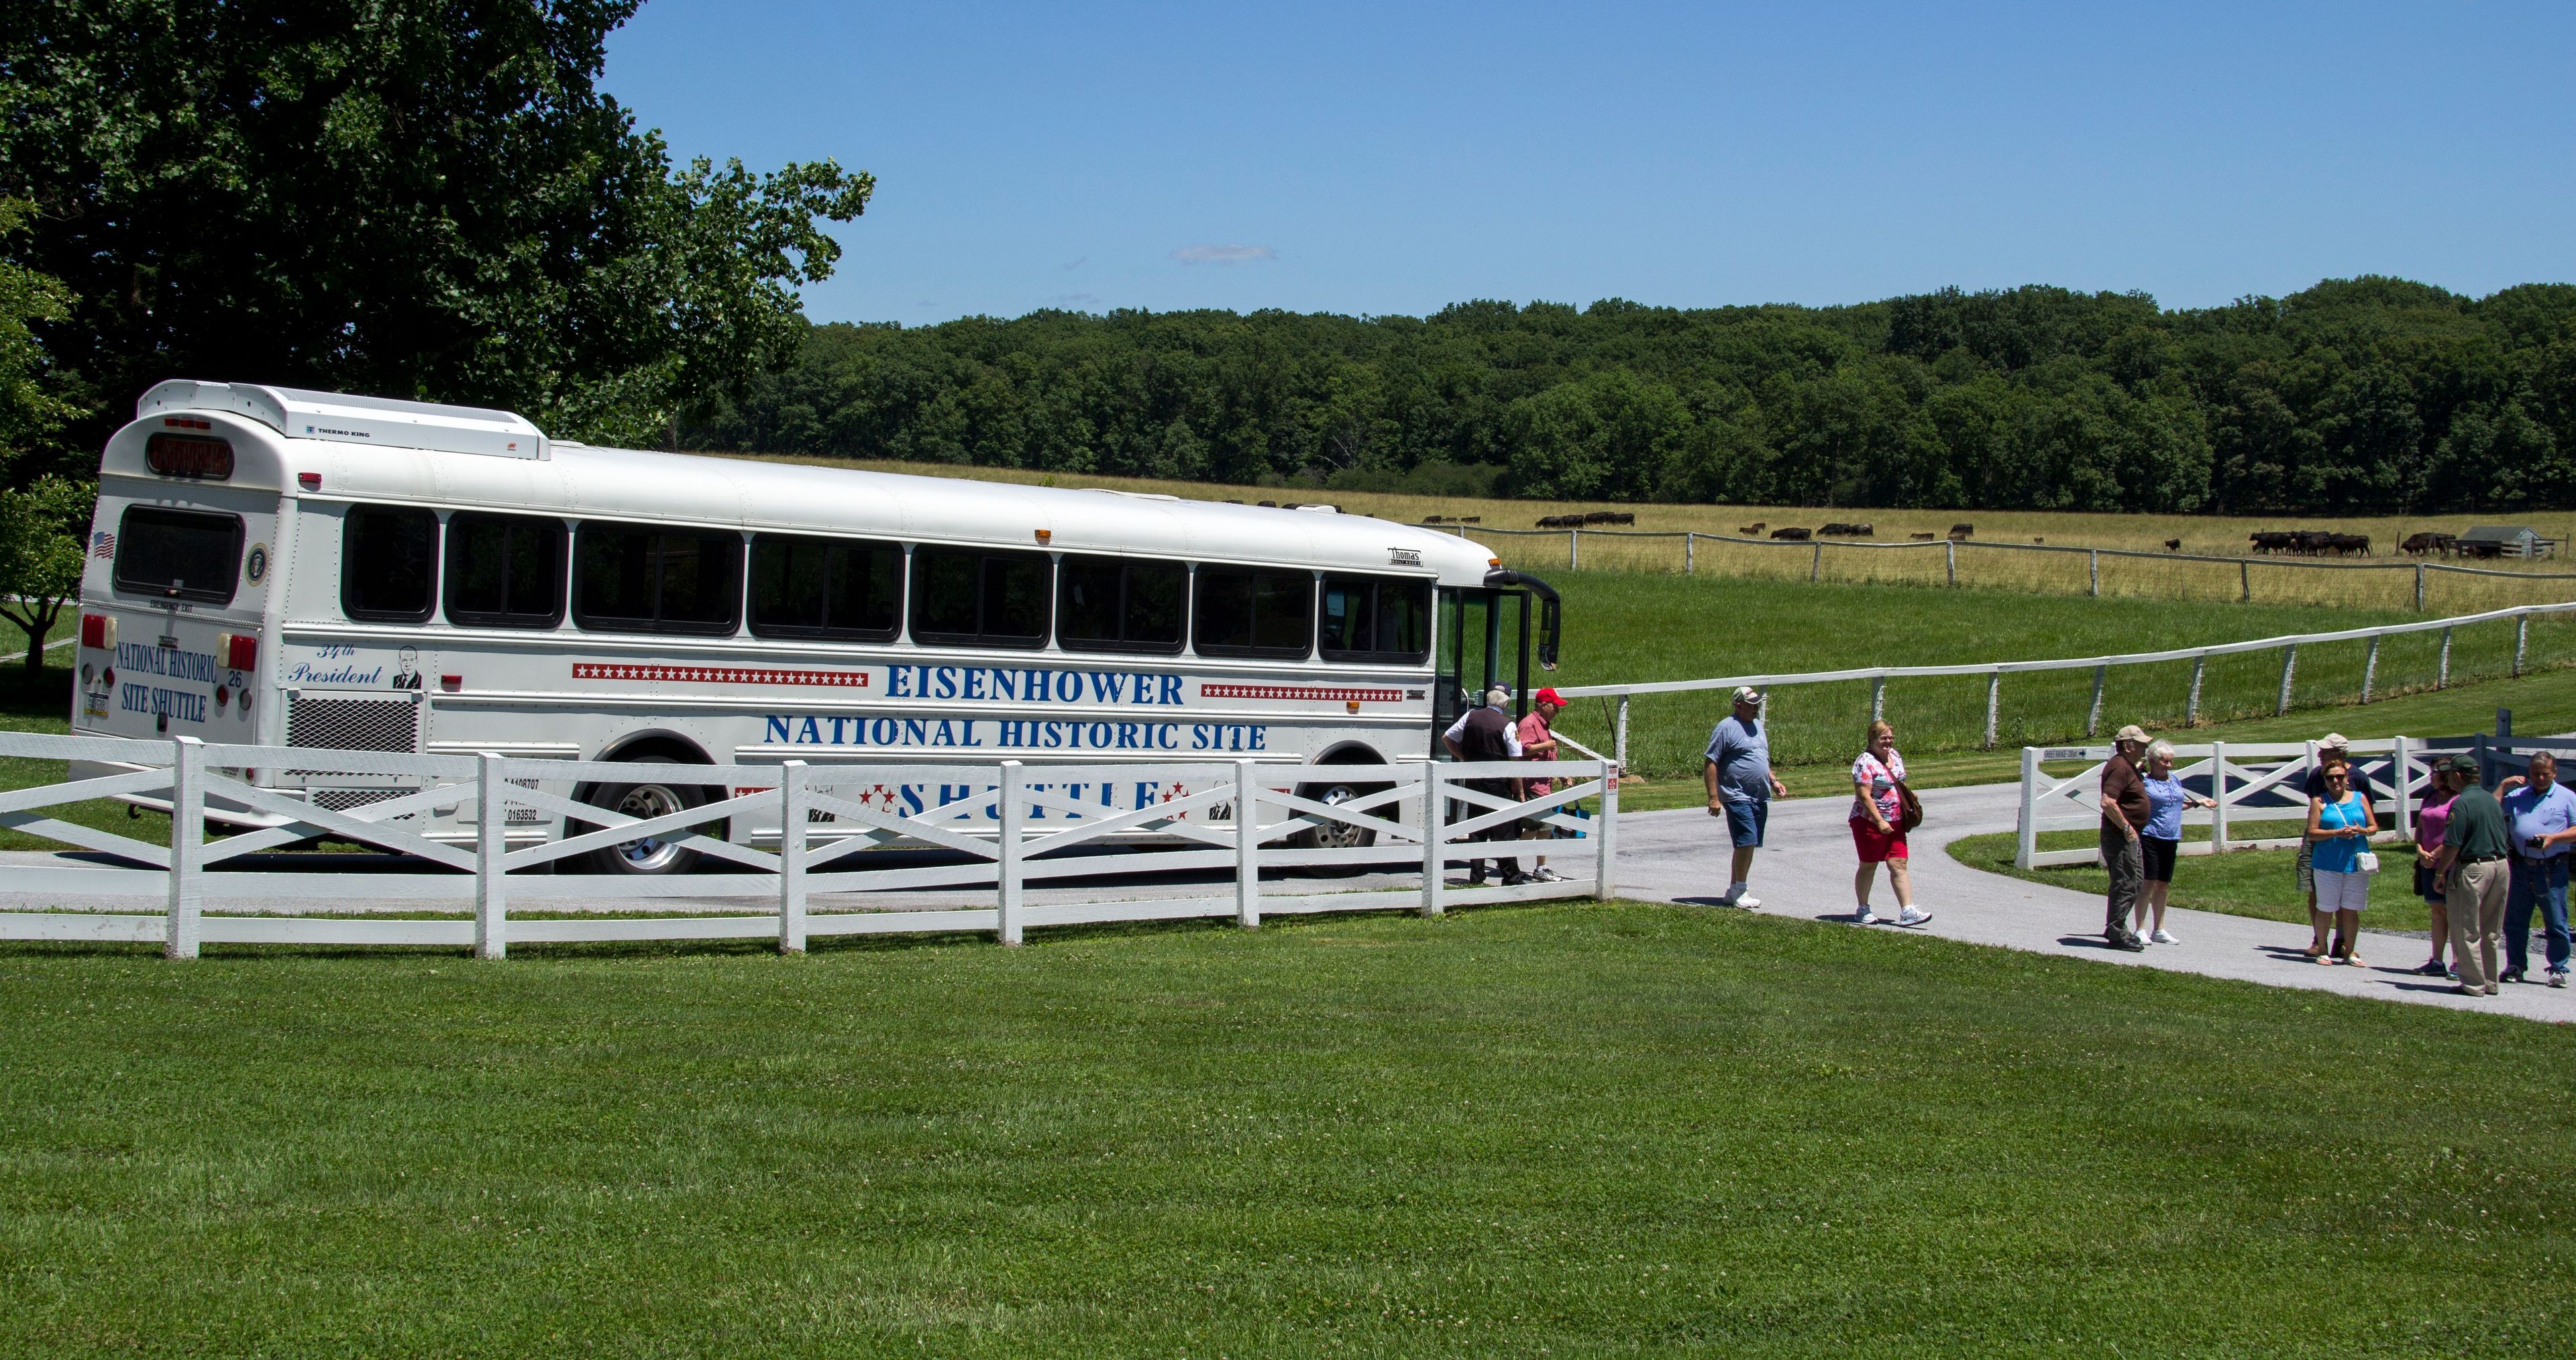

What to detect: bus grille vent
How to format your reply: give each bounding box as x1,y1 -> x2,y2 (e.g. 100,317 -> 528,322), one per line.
309,787 -> 415,815
286,696 -> 421,754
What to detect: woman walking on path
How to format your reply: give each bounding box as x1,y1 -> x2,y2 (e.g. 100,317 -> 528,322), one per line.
2306,756 -> 2380,965
2412,764 -> 2462,978
2131,741 -> 2214,945
1851,720 -> 1931,927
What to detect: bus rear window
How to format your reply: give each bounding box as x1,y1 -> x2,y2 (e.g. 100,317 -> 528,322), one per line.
1321,576 -> 1431,663
342,505 -> 438,623
113,506 -> 244,605
749,534 -> 901,641
574,523 -> 743,635
1195,568 -> 1312,660
1059,555 -> 1187,655
444,512 -> 565,629
910,547 -> 1050,649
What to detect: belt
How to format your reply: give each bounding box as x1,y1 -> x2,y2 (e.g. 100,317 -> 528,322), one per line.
2460,854 -> 2507,864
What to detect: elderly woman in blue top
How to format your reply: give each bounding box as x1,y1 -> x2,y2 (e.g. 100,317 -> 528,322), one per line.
2129,740 -> 2216,945
2499,751 -> 2576,987
2305,754 -> 2380,966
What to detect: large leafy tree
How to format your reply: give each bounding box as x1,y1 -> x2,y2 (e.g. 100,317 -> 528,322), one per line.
0,199 -> 84,668
0,0 -> 873,457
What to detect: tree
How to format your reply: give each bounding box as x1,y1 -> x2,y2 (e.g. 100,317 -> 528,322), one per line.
0,476 -> 87,670
0,0 -> 873,454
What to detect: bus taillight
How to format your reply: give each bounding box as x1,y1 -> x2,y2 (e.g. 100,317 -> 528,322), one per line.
218,633 -> 258,672
79,613 -> 115,649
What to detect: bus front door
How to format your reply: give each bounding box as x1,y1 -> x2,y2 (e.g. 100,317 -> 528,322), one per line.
1433,586 -> 1529,756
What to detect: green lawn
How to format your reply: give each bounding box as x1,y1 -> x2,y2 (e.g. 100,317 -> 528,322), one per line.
3,903 -> 2571,1356
1949,831 -> 2443,937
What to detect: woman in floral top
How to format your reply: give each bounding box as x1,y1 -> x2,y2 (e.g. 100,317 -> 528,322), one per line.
1851,719 -> 1931,927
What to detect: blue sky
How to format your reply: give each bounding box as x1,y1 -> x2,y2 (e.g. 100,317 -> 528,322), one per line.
602,1 -> 2574,325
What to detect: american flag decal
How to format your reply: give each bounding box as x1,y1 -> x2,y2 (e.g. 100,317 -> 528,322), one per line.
574,662 -> 871,688
91,531 -> 114,559
1200,683 -> 1405,702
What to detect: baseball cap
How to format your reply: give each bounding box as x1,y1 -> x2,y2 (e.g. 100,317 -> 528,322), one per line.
2319,732 -> 2350,749
1731,686 -> 1763,705
2114,724 -> 2149,743
2447,753 -> 2481,774
1534,686 -> 1564,707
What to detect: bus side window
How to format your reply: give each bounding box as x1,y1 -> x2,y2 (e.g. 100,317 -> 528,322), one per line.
445,512 -> 566,629
573,522 -> 743,635
749,534 -> 902,641
342,505 -> 439,623
910,546 -> 1050,649
1059,554 -> 1187,655
1194,567 -> 1313,660
1320,575 -> 1431,664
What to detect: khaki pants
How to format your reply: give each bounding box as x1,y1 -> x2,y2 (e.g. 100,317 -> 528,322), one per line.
2447,859 -> 2510,992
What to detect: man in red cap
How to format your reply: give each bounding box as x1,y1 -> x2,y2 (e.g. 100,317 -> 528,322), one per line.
1517,688 -> 1568,882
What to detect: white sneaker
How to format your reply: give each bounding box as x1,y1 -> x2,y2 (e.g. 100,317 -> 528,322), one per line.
2151,929 -> 2178,945
1896,907 -> 1933,928
1731,891 -> 1762,910
1533,867 -> 1566,882
1854,910 -> 1881,926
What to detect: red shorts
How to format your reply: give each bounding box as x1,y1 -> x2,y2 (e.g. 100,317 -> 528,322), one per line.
1850,817 -> 1909,863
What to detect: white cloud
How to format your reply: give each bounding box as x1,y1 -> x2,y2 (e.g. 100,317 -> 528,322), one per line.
1170,244 -> 1277,264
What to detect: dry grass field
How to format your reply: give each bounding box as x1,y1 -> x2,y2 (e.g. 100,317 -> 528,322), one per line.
712,452 -> 2576,614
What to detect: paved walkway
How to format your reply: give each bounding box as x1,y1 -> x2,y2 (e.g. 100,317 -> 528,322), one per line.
1614,782 -> 2569,1022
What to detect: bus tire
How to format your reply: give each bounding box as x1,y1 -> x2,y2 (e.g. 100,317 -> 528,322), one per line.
1293,767 -> 1386,876
571,757 -> 720,876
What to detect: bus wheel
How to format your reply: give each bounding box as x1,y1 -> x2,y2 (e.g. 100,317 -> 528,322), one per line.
1293,776 -> 1385,876
573,778 -> 710,876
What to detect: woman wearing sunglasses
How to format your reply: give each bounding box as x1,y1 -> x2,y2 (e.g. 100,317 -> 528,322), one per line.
2306,755 -> 2380,965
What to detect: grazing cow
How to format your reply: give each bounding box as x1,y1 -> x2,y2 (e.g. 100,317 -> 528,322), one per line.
1535,513 -> 1582,529
1818,522 -> 1874,537
2400,531 -> 2456,557
2033,537 -> 2045,544
2325,532 -> 2371,557
1770,527 -> 1813,541
1582,511 -> 1636,525
2248,531 -> 2293,554
2461,540 -> 2506,560
2163,538 -> 2182,552
1949,523 -> 1974,538
1736,522 -> 1767,535
1910,531 -> 1936,541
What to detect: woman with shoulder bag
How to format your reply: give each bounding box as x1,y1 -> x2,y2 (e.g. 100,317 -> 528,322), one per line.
2306,755 -> 2380,965
1851,719 -> 1931,927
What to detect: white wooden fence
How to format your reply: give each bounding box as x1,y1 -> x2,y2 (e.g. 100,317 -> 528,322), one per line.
0,731 -> 1616,957
2012,737 -> 2443,870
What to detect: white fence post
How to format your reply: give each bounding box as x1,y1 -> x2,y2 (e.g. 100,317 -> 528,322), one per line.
1595,760 -> 1620,901
2085,665 -> 2106,737
2210,739 -> 2230,852
474,751 -> 507,960
1870,674 -> 1886,723
164,736 -> 204,960
2415,562 -> 2426,611
1984,670 -> 2002,749
1420,766 -> 1446,917
2186,654 -> 2206,725
2438,627 -> 2453,687
1810,540 -> 1822,583
777,760 -> 808,954
2014,745 -> 2040,871
1614,694 -> 1631,774
2362,635 -> 2381,703
2240,559 -> 2250,603
2089,549 -> 2100,596
2515,613 -> 2529,676
996,762 -> 1024,945
1945,538 -> 1957,587
1684,531 -> 1695,575
2391,735 -> 2412,833
1234,759 -> 1260,930
2276,644 -> 2298,715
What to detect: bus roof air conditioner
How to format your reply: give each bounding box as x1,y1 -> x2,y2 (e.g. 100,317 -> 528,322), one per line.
137,380 -> 551,461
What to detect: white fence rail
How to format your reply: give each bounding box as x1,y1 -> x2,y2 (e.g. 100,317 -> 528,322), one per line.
2012,737 -> 2436,870
1557,599 -> 2576,770
0,731 -> 1616,957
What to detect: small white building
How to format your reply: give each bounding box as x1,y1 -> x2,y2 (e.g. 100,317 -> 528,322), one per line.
2457,525 -> 2554,560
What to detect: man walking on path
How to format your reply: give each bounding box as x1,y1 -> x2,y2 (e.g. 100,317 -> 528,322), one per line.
1705,686 -> 1789,908
1444,686 -> 1527,886
1516,687 -> 1567,883
2097,725 -> 2153,952
2500,751 -> 2576,987
2436,753 -> 2514,996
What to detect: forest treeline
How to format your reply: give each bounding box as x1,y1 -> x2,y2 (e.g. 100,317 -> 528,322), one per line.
688,277 -> 2576,514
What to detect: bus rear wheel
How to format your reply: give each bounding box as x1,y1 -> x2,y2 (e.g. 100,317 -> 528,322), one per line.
1292,774 -> 1386,876
572,776 -> 713,876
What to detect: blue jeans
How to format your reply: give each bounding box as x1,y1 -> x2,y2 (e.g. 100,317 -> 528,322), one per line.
2504,856 -> 2572,976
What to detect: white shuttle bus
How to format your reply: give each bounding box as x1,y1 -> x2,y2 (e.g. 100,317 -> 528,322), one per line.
69,381 -> 1561,874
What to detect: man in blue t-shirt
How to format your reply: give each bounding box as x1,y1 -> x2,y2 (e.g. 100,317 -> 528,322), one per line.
1703,686 -> 1789,908
2500,751 -> 2576,986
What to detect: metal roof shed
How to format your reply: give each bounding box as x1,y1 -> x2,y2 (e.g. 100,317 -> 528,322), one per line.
2457,525 -> 2553,559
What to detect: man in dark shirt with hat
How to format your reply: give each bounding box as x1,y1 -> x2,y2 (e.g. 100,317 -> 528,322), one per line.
2097,725 -> 2153,952
2432,753 -> 2513,996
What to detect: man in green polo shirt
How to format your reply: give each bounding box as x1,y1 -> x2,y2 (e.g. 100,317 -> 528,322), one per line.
2434,753 -> 2513,996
